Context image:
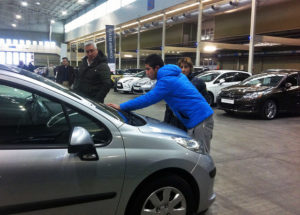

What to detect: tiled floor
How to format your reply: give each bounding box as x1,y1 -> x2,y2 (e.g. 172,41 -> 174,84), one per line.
105,90 -> 300,215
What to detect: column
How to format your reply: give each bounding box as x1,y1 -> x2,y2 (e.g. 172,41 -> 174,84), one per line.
248,0 -> 257,75
162,13 -> 166,62
195,0 -> 203,67
137,22 -> 141,69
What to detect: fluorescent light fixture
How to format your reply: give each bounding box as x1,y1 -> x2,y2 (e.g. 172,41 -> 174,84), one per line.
62,11 -> 67,15
141,14 -> 163,23
204,45 -> 217,52
36,2 -> 40,5
12,24 -> 17,28
65,0 -> 137,33
122,22 -> 139,29
78,0 -> 85,3
124,54 -> 133,58
16,14 -> 22,19
21,1 -> 28,7
51,19 -> 55,24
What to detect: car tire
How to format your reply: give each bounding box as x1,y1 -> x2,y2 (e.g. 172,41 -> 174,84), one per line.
261,100 -> 277,120
126,174 -> 196,215
207,92 -> 214,106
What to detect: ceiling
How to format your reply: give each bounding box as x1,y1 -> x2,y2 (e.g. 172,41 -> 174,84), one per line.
0,0 -> 98,31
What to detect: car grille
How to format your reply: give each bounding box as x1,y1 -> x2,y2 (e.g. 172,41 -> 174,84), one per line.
220,92 -> 243,99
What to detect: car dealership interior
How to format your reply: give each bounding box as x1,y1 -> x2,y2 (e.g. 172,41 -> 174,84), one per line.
0,0 -> 300,215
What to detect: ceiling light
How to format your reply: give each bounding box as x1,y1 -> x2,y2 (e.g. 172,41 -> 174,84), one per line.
51,20 -> 55,24
124,54 -> 133,58
78,0 -> 85,3
16,14 -> 22,19
35,2 -> 40,5
204,45 -> 217,52
141,14 -> 163,23
62,11 -> 67,15
21,1 -> 28,7
12,24 -> 17,28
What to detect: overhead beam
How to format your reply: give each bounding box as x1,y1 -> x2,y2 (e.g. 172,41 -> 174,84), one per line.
256,35 -> 300,46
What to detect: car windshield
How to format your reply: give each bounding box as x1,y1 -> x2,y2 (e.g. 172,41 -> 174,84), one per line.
241,74 -> 285,87
197,72 -> 220,82
2,66 -> 146,126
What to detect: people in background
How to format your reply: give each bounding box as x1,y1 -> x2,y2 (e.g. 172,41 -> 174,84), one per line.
73,41 -> 111,103
17,61 -> 28,70
56,57 -> 74,88
107,54 -> 214,152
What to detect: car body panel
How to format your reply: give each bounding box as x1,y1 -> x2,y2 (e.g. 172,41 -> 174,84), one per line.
132,77 -> 156,94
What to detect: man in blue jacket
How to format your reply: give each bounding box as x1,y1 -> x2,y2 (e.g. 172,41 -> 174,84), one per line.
108,54 -> 214,152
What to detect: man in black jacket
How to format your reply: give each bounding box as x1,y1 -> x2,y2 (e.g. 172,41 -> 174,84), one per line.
73,42 -> 111,103
56,57 -> 74,88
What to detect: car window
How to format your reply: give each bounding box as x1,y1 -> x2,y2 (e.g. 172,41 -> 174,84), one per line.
197,72 -> 220,82
222,72 -> 237,82
241,74 -> 284,87
233,73 -> 251,82
0,84 -> 70,147
64,105 -> 112,145
285,74 -> 298,86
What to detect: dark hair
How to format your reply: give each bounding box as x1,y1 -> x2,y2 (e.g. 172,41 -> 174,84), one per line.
145,54 -> 164,69
62,57 -> 69,61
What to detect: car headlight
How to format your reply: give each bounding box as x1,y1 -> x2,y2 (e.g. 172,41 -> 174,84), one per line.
172,137 -> 207,154
243,92 -> 263,99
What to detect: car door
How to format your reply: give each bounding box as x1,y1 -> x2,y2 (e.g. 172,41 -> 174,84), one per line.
280,73 -> 300,112
0,82 -> 125,215
214,72 -> 237,98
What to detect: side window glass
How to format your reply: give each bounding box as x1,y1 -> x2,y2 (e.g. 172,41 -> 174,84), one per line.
224,73 -> 236,82
65,106 -> 112,145
0,84 -> 70,146
285,75 -> 298,86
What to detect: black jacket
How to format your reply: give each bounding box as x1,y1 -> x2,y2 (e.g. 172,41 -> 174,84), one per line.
164,71 -> 209,130
73,51 -> 111,103
56,65 -> 74,85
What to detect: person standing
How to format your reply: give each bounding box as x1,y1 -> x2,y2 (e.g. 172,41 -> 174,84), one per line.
56,57 -> 74,88
108,54 -> 214,152
73,41 -> 111,103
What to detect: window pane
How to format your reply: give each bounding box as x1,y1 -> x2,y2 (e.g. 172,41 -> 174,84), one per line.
26,53 -> 33,65
66,106 -> 112,145
13,52 -> 19,65
0,52 -> 5,64
26,40 -> 31,45
13,39 -> 19,45
20,52 -> 26,63
0,39 -> 5,45
6,52 -> 12,64
0,84 -> 70,146
6,39 -> 12,45
44,41 -> 50,47
19,40 -> 25,45
32,41 -> 37,45
39,41 -> 44,46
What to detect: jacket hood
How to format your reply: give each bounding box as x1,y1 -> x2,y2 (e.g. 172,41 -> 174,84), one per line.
157,64 -> 181,80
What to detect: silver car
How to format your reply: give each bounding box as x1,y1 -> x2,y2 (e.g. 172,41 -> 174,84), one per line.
0,65 -> 216,215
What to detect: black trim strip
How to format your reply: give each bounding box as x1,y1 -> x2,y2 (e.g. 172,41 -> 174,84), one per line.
0,192 -> 116,214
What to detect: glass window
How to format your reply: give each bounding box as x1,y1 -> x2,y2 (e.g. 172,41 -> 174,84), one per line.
50,42 -> 56,47
197,72 -> 220,82
13,52 -> 19,65
0,52 -> 5,64
19,40 -> 25,45
32,41 -> 37,45
13,39 -> 19,45
233,73 -> 251,82
45,41 -> 50,47
6,52 -> 13,64
26,53 -> 33,65
285,74 -> 298,86
39,41 -> 44,46
0,84 -> 70,147
26,40 -> 31,45
65,106 -> 112,145
20,53 -> 26,63
0,38 -> 5,45
6,39 -> 12,45
241,74 -> 284,87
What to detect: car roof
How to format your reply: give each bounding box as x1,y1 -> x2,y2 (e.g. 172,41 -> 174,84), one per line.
264,69 -> 300,75
210,70 -> 248,74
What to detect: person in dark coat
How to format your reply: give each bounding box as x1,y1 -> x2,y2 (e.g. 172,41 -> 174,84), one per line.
164,57 -> 210,131
73,41 -> 111,103
56,57 -> 74,88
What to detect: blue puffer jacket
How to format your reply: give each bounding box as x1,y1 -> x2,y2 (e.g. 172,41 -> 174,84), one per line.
120,64 -> 213,129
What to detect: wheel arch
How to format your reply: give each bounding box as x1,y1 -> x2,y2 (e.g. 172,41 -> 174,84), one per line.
124,168 -> 200,215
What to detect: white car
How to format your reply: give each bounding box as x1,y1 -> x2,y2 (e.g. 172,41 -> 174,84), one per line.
196,70 -> 251,105
132,77 -> 157,94
116,71 -> 146,93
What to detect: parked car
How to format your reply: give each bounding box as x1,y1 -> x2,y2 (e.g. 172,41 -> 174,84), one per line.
195,70 -> 251,105
132,77 -> 157,94
112,69 -> 144,90
0,64 -> 216,215
117,71 -> 146,93
193,66 -> 210,76
217,69 -> 300,119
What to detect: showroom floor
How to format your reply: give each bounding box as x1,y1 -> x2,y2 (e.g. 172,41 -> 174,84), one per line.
105,90 -> 300,215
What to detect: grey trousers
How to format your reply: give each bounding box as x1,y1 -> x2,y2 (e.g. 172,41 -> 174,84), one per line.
188,115 -> 214,153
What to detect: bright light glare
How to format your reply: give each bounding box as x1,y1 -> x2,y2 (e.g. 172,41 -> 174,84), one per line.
124,54 -> 133,58
16,14 -> 22,19
204,45 -> 217,52
21,1 -> 28,7
65,0 -> 137,33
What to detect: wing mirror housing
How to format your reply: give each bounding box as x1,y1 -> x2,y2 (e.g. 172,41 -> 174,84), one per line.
285,82 -> 292,89
219,79 -> 225,85
68,127 -> 99,161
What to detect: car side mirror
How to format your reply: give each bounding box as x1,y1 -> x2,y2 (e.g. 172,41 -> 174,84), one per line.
285,82 -> 292,89
219,79 -> 225,85
68,127 -> 99,161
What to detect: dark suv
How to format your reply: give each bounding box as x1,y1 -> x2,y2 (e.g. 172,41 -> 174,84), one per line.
217,69 -> 300,119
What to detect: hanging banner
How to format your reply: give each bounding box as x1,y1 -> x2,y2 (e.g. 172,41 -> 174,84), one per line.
106,25 -> 116,73
148,0 -> 155,11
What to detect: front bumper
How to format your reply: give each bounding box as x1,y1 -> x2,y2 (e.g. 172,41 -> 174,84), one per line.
217,96 -> 260,114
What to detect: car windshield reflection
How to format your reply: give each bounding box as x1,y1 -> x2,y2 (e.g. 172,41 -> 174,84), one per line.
241,74 -> 284,87
197,72 -> 220,82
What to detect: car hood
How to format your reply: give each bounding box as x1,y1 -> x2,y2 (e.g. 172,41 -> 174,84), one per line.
222,85 -> 272,94
137,115 -> 189,138
119,77 -> 141,83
